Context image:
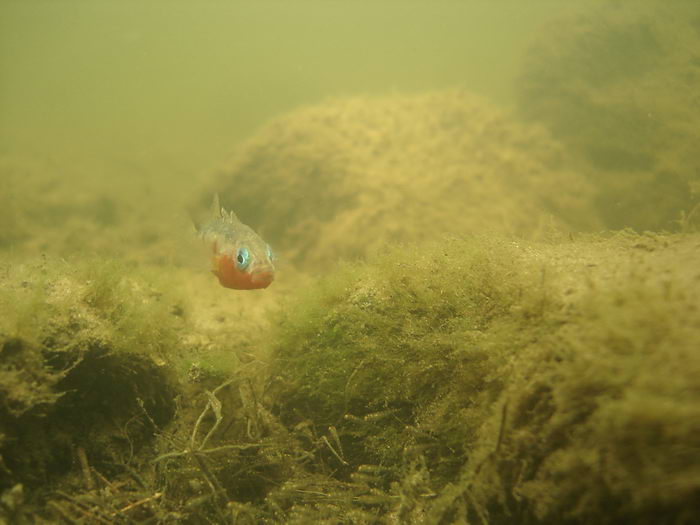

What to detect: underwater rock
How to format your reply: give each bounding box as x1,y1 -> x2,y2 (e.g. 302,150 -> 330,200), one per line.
5,232 -> 696,523
517,1 -> 700,231
205,90 -> 601,270
0,256 -> 183,491
268,232 -> 700,523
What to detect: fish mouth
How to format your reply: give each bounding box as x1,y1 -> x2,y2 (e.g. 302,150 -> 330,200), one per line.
250,269 -> 275,288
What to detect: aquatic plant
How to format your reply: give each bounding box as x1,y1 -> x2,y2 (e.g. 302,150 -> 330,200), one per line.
0,256 -> 184,494
265,232 -> 700,523
3,232 -> 699,523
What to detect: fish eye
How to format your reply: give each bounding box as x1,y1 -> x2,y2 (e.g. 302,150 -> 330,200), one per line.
236,247 -> 250,270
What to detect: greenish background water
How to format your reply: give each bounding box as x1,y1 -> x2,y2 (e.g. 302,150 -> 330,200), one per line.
0,1 -> 585,173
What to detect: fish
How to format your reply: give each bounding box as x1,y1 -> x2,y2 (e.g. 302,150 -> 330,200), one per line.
196,195 -> 275,290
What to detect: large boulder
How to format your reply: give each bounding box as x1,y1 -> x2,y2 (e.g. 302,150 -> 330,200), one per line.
206,91 -> 601,269
266,232 -> 700,523
517,1 -> 700,231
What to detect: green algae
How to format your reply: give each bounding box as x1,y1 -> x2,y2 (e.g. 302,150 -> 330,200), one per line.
2,233 -> 699,523
0,256 -> 185,495
264,232 -> 700,523
206,91 -> 601,270
268,236 -> 552,484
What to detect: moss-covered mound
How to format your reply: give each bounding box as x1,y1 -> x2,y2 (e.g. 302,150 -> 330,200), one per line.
204,91 -> 601,269
0,257 -> 184,493
266,232 -> 700,523
269,237 -> 549,483
517,1 -> 700,231
2,234 -> 698,523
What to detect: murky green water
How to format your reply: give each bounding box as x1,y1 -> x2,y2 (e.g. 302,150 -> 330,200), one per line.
0,1 -> 580,171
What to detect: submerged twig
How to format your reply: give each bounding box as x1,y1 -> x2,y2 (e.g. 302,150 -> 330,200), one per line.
153,378 -> 251,507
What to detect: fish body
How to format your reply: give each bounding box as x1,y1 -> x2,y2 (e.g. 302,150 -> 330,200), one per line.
197,195 -> 275,290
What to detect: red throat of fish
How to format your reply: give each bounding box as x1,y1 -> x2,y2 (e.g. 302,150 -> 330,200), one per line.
212,254 -> 274,290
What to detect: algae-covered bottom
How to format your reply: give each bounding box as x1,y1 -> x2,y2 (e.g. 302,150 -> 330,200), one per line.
1,232 -> 698,524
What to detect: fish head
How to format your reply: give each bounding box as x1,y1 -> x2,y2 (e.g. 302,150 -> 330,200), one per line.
212,241 -> 275,290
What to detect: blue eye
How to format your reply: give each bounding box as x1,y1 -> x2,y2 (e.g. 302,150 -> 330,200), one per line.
236,247 -> 250,270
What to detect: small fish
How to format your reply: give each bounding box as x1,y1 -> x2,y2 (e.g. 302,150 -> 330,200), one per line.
197,195 -> 275,290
